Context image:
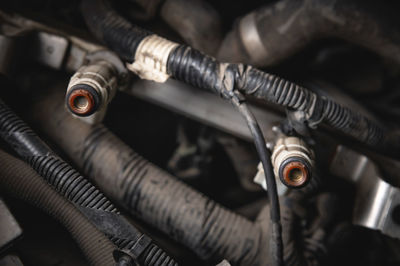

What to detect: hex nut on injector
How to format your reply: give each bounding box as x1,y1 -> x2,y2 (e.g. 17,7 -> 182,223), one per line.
66,60 -> 117,120
271,136 -> 314,188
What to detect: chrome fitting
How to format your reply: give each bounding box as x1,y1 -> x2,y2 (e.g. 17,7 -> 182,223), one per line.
271,136 -> 314,188
66,60 -> 117,123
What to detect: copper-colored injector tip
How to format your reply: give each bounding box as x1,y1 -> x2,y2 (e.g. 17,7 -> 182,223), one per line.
271,136 -> 314,189
281,161 -> 309,187
67,89 -> 96,116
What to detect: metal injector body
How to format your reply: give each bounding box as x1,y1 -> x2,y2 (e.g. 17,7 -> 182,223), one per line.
66,60 -> 118,123
271,136 -> 314,188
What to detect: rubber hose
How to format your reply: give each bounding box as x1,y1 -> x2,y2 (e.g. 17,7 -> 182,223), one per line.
0,149 -> 115,266
0,98 -> 178,266
80,0 -> 395,154
29,89 -> 266,266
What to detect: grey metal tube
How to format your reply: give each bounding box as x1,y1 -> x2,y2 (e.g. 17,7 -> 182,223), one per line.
218,0 -> 400,66
127,0 -> 223,54
160,0 -> 223,55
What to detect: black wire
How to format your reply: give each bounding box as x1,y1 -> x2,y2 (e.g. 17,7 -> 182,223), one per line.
231,94 -> 283,266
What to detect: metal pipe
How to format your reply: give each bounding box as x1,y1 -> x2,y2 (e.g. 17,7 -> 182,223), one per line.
218,0 -> 400,67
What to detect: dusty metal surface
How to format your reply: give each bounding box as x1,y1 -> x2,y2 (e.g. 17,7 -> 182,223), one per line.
0,10 -> 102,73
0,198 -> 22,252
127,78 -> 282,142
219,0 -> 400,66
331,145 -> 400,239
160,0 -> 223,55
0,255 -> 24,266
33,32 -> 69,69
0,34 -> 19,75
238,12 -> 269,65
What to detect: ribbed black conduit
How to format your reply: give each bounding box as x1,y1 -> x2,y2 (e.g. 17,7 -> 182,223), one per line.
82,0 -> 150,62
30,90 -> 266,266
166,46 -> 386,149
0,149 -> 115,266
0,98 -> 178,266
80,0 -> 394,153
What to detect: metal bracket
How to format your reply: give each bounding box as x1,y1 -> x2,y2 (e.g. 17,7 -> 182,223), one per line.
330,145 -> 400,239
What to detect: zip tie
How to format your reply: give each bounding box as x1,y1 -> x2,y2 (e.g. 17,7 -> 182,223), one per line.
127,35 -> 179,83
